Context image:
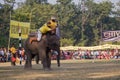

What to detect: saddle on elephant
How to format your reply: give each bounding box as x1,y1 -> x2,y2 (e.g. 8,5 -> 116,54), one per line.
29,32 -> 46,43
29,17 -> 58,44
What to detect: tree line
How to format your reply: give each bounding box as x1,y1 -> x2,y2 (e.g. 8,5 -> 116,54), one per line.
0,0 -> 120,48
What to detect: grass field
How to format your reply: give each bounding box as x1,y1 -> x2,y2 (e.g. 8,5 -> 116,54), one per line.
0,59 -> 120,80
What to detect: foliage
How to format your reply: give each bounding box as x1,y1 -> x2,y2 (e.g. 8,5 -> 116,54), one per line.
0,0 -> 15,48
0,0 -> 120,48
60,38 -> 74,46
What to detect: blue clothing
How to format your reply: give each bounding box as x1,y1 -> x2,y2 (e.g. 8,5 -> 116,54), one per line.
56,27 -> 60,38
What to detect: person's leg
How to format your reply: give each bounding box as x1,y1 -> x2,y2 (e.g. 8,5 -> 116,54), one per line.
53,50 -> 58,55
29,30 -> 42,43
37,30 -> 42,41
20,57 -> 22,65
29,37 -> 37,43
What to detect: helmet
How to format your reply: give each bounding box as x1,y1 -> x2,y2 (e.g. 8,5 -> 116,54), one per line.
51,16 -> 56,20
51,16 -> 58,22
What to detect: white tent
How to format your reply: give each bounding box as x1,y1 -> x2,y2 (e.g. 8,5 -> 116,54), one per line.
60,44 -> 120,50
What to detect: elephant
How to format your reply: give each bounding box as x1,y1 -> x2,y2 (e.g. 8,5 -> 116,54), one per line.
24,31 -> 60,70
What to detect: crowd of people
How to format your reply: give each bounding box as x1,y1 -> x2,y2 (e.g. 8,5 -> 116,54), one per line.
60,48 -> 120,60
0,44 -> 25,66
0,47 -> 11,62
0,45 -> 120,65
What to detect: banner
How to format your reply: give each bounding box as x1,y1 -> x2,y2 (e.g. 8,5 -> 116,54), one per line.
102,30 -> 120,41
10,20 -> 30,39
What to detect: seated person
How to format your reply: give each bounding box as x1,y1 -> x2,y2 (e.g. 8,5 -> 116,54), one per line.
30,16 -> 57,43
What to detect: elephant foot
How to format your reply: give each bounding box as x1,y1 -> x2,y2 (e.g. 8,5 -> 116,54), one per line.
58,64 -> 60,67
24,64 -> 32,69
43,68 -> 51,71
35,62 -> 39,64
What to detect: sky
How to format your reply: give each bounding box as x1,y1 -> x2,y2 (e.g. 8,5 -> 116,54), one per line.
0,0 -> 119,9
48,0 -> 119,4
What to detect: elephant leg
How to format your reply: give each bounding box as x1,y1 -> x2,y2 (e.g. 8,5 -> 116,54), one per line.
46,51 -> 51,69
56,48 -> 60,67
24,51 -> 32,69
57,55 -> 60,67
35,54 -> 39,64
42,58 -> 48,70
39,50 -> 48,70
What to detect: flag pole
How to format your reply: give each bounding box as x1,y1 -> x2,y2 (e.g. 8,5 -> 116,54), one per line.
8,10 -> 11,51
18,9 -> 22,50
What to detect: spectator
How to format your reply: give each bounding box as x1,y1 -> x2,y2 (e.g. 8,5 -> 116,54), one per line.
0,47 -> 5,62
6,50 -> 11,62
10,44 -> 16,66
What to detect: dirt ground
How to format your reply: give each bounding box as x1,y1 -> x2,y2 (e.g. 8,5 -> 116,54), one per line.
0,59 -> 120,80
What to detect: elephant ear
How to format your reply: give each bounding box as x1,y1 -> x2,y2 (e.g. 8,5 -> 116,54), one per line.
46,34 -> 60,50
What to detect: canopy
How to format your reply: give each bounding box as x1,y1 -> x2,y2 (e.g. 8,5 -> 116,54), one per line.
60,44 -> 120,50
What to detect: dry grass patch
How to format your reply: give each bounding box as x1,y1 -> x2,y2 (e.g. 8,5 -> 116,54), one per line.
0,59 -> 120,80
88,72 -> 120,78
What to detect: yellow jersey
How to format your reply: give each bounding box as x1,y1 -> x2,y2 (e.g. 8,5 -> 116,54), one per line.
10,47 -> 16,54
39,20 -> 57,33
39,24 -> 52,33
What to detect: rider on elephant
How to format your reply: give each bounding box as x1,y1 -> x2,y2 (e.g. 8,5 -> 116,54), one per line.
29,16 -> 58,43
29,16 -> 59,55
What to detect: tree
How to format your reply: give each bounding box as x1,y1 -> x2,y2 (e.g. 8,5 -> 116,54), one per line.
0,0 -> 15,47
0,0 -> 120,47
